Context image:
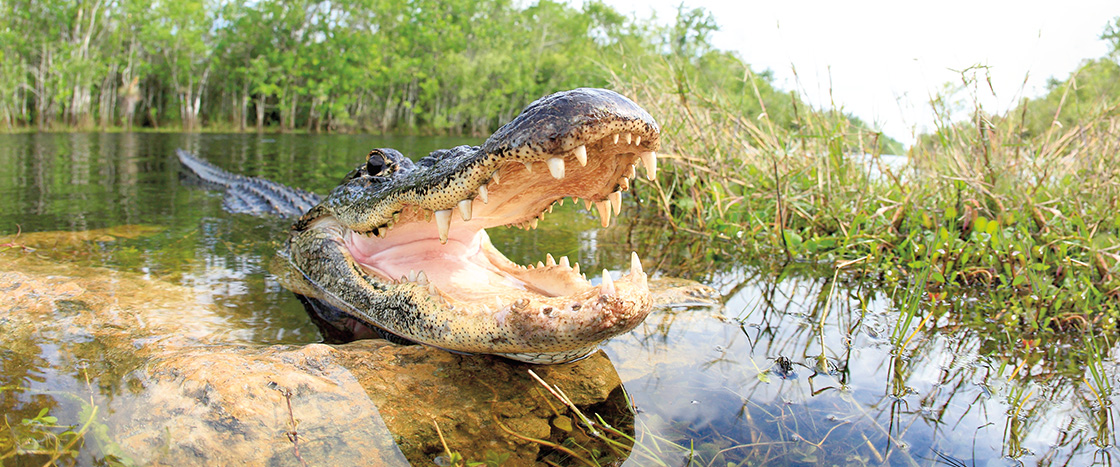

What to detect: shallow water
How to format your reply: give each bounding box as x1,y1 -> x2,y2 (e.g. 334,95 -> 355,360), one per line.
1,133 -> 1118,466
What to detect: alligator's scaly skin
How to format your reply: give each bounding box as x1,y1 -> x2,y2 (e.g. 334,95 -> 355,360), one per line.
180,88 -> 661,364
176,149 -> 321,217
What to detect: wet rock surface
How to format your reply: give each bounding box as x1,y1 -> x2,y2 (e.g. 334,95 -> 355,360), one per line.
335,343 -> 625,464
0,229 -> 635,465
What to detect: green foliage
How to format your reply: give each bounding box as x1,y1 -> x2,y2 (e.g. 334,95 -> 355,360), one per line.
0,0 -> 905,143
1014,58 -> 1120,137
1103,16 -> 1120,58
1003,18 -> 1120,138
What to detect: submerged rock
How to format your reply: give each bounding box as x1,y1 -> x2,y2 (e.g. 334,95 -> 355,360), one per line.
0,235 -> 632,465
116,342 -> 626,465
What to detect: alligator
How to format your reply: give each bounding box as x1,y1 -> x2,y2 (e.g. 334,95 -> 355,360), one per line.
178,88 -> 661,364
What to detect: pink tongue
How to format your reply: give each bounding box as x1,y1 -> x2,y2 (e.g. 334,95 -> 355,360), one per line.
345,228 -> 527,299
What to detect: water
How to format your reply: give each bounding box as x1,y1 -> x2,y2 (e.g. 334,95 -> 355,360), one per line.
1,133 -> 1117,466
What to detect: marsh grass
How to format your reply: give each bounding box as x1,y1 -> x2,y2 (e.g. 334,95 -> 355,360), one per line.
615,60 -> 1120,326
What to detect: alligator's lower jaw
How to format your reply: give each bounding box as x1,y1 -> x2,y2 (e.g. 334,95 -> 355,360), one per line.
343,223 -> 651,328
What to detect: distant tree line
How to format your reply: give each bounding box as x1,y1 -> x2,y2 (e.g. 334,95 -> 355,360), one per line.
989,17 -> 1120,139
0,0 -> 747,133
0,0 -> 908,154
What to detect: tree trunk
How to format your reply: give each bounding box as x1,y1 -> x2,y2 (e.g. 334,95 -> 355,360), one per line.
98,65 -> 117,129
288,94 -> 298,132
121,76 -> 139,131
256,94 -> 265,131
381,85 -> 396,133
315,99 -> 324,133
307,99 -> 316,132
239,83 -> 248,132
34,44 -> 52,130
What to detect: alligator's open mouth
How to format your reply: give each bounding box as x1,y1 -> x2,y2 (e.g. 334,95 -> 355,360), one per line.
286,88 -> 660,363
344,133 -> 656,314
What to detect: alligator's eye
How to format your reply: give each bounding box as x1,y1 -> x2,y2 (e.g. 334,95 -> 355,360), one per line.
366,150 -> 390,176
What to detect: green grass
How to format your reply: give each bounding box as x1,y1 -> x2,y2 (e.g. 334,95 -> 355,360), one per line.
615,59 -> 1120,329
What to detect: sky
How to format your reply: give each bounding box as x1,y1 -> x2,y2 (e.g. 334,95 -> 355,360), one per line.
590,0 -> 1120,146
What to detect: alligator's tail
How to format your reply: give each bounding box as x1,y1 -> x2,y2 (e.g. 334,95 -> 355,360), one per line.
176,149 -> 321,217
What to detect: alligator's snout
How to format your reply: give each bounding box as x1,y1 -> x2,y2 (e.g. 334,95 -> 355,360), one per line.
284,88 -> 661,364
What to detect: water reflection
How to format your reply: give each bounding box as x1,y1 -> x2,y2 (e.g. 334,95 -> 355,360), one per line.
0,133 -> 1117,465
603,252 -> 1119,465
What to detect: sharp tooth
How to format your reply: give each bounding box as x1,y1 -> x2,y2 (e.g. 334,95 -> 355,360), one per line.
635,135 -> 642,146
557,198 -> 564,207
424,210 -> 433,222
434,209 -> 452,243
492,169 -> 501,184
458,199 -> 473,221
620,176 -> 630,191
639,151 -> 658,180
594,200 -> 612,227
608,191 -> 622,216
612,133 -> 619,144
529,218 -> 539,229
624,133 -> 632,145
572,196 -> 580,205
601,269 -> 616,295
573,263 -> 580,276
573,145 -> 588,166
547,157 -> 565,179
428,283 -> 440,297
393,212 -> 400,223
478,185 -> 489,204
416,270 -> 429,285
630,251 -> 644,276
626,164 -> 636,179
494,296 -> 504,308
546,254 -> 556,266
536,261 -> 544,268
559,256 -> 570,268
584,198 -> 592,210
547,204 -> 554,213
523,161 -> 534,172
408,270 -> 418,282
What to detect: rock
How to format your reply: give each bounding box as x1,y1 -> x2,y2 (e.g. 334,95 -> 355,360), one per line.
334,342 -> 625,464
1,238 -> 632,465
113,344 -> 408,466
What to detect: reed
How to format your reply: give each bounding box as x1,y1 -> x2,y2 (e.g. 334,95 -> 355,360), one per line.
614,61 -> 1120,323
